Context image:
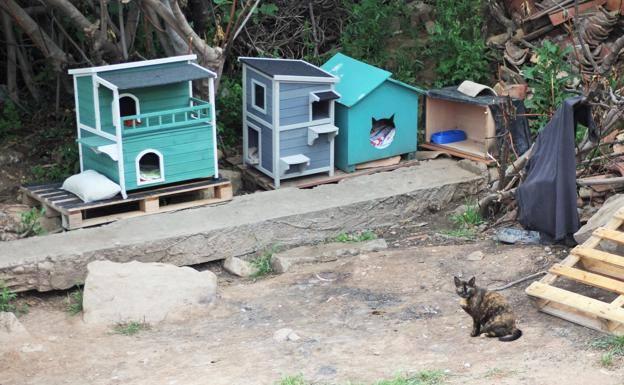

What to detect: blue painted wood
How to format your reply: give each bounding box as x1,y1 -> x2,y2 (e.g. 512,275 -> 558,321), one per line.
279,127 -> 330,167
247,116 -> 273,173
245,68 -> 273,124
278,82 -> 329,126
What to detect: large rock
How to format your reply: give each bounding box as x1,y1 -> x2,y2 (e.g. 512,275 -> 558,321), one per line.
575,194 -> 624,245
0,311 -> 30,344
82,260 -> 217,325
271,239 -> 388,274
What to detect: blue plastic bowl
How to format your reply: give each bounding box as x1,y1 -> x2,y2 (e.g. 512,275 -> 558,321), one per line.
430,130 -> 467,144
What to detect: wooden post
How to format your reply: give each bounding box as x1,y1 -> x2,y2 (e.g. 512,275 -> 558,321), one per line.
140,197 -> 160,213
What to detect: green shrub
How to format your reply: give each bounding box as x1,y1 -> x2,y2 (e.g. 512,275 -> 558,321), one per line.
66,286 -> 83,316
429,0 -> 490,86
0,282 -> 17,313
19,207 -> 46,237
0,101 -> 21,139
216,74 -> 243,150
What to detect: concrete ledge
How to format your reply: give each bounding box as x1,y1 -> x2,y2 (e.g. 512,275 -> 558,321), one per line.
0,159 -> 484,292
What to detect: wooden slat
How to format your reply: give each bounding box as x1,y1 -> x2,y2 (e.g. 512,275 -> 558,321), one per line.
594,227 -> 624,245
526,282 -> 624,323
572,246 -> 624,268
549,264 -> 624,295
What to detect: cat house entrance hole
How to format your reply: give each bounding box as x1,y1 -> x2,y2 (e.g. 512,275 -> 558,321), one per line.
136,150 -> 164,185
247,126 -> 259,165
369,116 -> 396,149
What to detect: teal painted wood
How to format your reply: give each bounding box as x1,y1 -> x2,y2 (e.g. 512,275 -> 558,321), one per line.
76,76 -> 96,128
77,135 -> 115,147
121,100 -> 211,135
123,82 -> 189,115
79,129 -> 120,183
338,80 -> 420,170
122,123 -> 214,191
99,86 -> 115,135
334,104 -> 350,172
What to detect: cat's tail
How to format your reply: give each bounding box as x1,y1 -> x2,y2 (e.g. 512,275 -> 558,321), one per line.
498,328 -> 522,342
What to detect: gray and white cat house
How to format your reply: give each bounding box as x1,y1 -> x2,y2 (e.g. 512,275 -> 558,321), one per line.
239,57 -> 340,188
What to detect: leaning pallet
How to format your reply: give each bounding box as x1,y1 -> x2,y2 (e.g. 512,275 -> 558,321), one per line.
526,207 -> 624,335
21,178 -> 233,230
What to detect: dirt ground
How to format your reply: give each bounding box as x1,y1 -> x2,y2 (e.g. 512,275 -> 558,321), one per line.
2,237 -> 623,385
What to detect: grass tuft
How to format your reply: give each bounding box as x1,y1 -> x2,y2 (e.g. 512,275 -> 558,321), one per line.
113,321 -> 150,336
450,203 -> 483,228
277,370 -> 445,385
250,245 -> 280,278
66,286 -> 83,316
601,351 -> 614,368
0,281 -> 17,313
334,230 -> 377,243
277,375 -> 308,385
591,335 -> 624,368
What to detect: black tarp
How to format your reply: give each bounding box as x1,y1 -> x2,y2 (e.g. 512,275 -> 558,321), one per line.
516,96 -> 596,243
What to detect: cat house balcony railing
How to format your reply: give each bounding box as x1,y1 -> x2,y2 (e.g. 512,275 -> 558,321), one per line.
121,97 -> 212,136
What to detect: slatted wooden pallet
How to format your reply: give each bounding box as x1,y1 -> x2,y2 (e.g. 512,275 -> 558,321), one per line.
20,178 -> 232,230
526,207 -> 624,335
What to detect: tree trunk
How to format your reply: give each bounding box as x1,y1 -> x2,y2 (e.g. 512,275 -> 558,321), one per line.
2,10 -> 18,102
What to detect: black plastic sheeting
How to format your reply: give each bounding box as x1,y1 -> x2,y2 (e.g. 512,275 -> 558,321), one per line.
516,96 -> 597,243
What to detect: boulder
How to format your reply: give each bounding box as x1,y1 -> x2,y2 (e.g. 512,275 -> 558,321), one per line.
271,239 -> 388,274
223,256 -> 258,277
0,312 -> 30,344
575,194 -> 624,245
82,260 -> 217,325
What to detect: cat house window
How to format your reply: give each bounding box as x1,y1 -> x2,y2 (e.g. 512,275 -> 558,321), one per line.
251,80 -> 266,113
136,149 -> 164,186
312,100 -> 330,120
369,114 -> 396,149
118,93 -> 141,127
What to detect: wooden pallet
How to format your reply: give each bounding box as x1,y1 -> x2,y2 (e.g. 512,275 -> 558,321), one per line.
526,207 -> 624,335
21,178 -> 233,230
229,156 -> 420,190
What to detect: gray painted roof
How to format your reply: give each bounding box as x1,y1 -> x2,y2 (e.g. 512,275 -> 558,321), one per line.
99,62 -> 215,89
314,90 -> 340,101
239,58 -> 333,78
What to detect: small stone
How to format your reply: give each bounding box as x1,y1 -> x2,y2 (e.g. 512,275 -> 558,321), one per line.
466,251 -> 484,261
464,362 -> 471,368
223,256 -> 258,278
544,246 -> 551,253
274,328 -> 295,342
0,312 -> 30,342
20,343 -> 44,353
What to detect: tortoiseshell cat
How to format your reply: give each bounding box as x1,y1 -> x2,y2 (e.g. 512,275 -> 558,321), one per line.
454,276 -> 522,342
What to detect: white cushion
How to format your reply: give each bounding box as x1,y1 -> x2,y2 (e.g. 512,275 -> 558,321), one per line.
61,170 -> 121,203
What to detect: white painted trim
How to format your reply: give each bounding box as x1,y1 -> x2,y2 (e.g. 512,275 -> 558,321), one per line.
246,121 -> 261,166
190,62 -> 218,78
329,86 -> 336,177
92,77 -> 101,131
250,79 -> 267,114
274,75 -> 338,83
93,75 -> 119,91
68,54 -> 197,75
79,124 -> 117,142
279,118 -> 332,131
117,93 -> 141,123
242,65 -> 249,165
112,88 -> 127,199
135,149 -> 165,186
272,80 -> 280,188
246,112 -> 273,128
209,77 -> 219,179
73,77 -> 84,172
188,81 -> 193,102
281,166 -> 332,180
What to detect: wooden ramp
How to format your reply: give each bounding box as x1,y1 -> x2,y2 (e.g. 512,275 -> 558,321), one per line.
526,207 -> 624,335
21,178 -> 233,230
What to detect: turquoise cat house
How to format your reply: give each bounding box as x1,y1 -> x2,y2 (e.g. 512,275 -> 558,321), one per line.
321,53 -> 425,172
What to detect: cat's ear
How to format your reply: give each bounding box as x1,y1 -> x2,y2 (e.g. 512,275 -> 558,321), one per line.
468,277 -> 476,287
453,276 -> 461,287
371,117 -> 377,125
389,114 -> 395,123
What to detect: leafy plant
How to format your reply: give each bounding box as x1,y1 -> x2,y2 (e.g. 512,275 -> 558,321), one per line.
334,230 -> 377,243
19,207 -> 46,237
30,142 -> 79,183
66,286 -> 83,316
216,74 -> 243,150
428,0 -> 490,86
250,245 -> 280,277
0,101 -> 21,139
113,321 -> 150,336
522,40 -> 576,133
0,282 -> 17,313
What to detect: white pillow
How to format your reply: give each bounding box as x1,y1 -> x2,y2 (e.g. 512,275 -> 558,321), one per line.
62,170 -> 122,203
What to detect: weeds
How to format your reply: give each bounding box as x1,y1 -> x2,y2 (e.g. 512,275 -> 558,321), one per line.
276,371 -> 445,385
591,335 -> 624,367
277,375 -> 307,385
0,282 -> 17,313
66,286 -> 83,316
450,204 -> 483,228
250,245 -> 280,277
113,321 -> 150,336
601,351 -> 614,368
19,207 -> 46,237
334,230 -> 377,243
440,228 -> 476,240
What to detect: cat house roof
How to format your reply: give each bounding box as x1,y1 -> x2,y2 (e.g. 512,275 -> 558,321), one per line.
67,55 -> 216,90
238,57 -> 338,83
321,53 -> 425,108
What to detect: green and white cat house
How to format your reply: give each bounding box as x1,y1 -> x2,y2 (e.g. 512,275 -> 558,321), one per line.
68,55 -> 218,199
321,53 -> 425,172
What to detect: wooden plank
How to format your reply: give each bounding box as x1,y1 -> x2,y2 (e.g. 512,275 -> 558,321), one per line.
420,143 -> 494,165
140,197 -> 159,213
539,301 -> 621,335
542,254 -> 580,285
215,184 -> 233,200
594,227 -> 624,244
549,264 -> 624,295
355,156 -> 401,170
63,212 -> 83,230
572,246 -> 624,268
526,282 -> 624,323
